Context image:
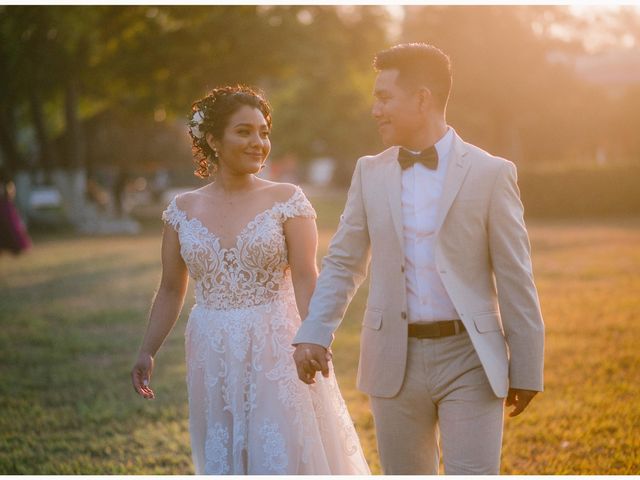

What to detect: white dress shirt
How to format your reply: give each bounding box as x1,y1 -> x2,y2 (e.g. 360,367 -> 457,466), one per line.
401,127 -> 459,323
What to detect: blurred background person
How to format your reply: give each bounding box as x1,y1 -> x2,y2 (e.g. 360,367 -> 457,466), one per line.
0,166 -> 31,256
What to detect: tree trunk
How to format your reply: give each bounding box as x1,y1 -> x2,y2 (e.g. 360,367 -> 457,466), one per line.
28,88 -> 54,181
64,76 -> 84,170
0,101 -> 22,180
61,76 -> 88,228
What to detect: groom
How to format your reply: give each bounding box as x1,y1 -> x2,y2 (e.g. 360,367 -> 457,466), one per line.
292,43 -> 544,474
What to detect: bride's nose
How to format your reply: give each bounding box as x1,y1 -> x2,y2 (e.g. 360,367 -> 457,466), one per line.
249,132 -> 267,148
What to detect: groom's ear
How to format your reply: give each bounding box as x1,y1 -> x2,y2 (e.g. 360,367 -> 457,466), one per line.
416,86 -> 433,113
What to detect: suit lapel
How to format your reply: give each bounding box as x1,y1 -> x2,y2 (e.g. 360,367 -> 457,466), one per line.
381,133 -> 470,248
383,147 -> 404,254
435,133 -> 471,233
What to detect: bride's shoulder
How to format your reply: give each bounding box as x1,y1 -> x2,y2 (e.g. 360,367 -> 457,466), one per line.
173,186 -> 212,211
260,181 -> 315,220
260,181 -> 301,203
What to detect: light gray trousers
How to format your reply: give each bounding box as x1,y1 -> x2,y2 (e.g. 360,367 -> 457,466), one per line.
369,331 -> 504,475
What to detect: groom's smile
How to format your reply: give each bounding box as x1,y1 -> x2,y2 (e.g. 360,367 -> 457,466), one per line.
372,69 -> 424,149
377,120 -> 391,130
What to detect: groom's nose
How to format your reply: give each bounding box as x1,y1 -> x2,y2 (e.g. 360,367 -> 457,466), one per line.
371,100 -> 383,119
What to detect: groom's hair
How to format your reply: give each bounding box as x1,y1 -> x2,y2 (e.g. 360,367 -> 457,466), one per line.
374,43 -> 452,112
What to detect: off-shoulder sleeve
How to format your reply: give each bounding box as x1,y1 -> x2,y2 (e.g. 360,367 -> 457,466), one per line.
277,186 -> 317,220
161,196 -> 184,232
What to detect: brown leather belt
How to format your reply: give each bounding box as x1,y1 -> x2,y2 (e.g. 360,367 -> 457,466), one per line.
408,320 -> 465,339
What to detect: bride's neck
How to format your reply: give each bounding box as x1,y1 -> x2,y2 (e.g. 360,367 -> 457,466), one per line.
214,170 -> 257,193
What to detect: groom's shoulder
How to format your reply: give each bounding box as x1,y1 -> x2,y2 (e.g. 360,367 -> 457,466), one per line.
356,145 -> 398,169
461,138 -> 515,172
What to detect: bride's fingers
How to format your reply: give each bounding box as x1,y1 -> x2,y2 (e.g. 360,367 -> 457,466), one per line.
302,351 -> 317,374
309,359 -> 322,371
318,356 -> 330,378
140,385 -> 155,399
302,360 -> 316,375
141,379 -> 154,398
295,362 -> 314,384
303,348 -> 329,374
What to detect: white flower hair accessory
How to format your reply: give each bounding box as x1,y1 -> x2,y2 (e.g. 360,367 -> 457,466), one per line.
189,109 -> 206,139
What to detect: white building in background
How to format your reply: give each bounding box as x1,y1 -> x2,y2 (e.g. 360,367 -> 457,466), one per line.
308,157 -> 336,187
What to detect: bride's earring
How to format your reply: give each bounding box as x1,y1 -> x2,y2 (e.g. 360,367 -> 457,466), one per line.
209,152 -> 219,180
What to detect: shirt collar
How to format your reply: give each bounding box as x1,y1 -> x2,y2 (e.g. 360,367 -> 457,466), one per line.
405,126 -> 454,168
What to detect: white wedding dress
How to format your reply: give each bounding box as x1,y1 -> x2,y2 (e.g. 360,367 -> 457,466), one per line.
162,186 -> 370,475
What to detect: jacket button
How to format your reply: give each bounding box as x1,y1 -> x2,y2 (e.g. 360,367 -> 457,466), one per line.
401,311 -> 407,320
401,265 -> 405,273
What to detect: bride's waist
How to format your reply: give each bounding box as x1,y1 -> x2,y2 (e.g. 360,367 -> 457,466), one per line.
192,289 -> 291,312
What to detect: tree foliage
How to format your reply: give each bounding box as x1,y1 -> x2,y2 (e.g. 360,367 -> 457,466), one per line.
0,5 -> 637,184
0,5 -> 391,181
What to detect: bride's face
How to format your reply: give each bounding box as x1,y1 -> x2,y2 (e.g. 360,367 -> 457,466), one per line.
209,105 -> 271,175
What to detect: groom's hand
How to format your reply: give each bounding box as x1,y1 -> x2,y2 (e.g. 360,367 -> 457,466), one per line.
293,343 -> 332,385
505,388 -> 538,417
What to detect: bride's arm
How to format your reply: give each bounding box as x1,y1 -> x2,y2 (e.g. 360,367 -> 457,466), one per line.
284,216 -> 318,322
131,224 -> 189,399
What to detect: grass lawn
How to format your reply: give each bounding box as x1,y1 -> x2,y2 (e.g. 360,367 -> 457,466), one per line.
1,193 -> 639,474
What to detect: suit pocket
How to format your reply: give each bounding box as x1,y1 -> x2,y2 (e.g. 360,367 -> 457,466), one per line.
362,308 -> 383,330
473,311 -> 502,333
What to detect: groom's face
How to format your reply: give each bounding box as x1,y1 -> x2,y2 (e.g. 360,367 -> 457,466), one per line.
372,69 -> 422,148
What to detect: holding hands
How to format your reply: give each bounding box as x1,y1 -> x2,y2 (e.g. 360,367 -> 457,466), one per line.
293,343 -> 333,384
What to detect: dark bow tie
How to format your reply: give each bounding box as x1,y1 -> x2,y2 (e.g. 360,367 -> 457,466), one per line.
397,146 -> 439,171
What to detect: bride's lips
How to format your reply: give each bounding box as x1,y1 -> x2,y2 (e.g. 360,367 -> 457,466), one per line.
378,121 -> 391,130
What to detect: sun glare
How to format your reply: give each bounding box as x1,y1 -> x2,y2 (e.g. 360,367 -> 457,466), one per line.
547,4 -> 640,52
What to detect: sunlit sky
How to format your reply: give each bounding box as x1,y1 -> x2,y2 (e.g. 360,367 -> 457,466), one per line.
384,4 -> 640,52
560,4 -> 639,51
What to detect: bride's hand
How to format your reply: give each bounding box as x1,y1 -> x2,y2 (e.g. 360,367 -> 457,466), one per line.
293,343 -> 331,384
131,353 -> 155,399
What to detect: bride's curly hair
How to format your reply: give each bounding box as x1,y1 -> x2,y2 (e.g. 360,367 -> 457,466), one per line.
188,85 -> 272,179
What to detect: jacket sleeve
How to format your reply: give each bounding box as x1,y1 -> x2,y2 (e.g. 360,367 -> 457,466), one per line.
488,161 -> 545,391
292,157 -> 372,348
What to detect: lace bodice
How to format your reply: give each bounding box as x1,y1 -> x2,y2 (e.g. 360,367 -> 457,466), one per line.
162,186 -> 316,310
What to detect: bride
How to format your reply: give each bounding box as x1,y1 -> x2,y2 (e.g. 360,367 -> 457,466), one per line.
130,85 -> 370,474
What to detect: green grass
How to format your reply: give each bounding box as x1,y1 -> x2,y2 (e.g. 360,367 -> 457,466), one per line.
1,196 -> 639,474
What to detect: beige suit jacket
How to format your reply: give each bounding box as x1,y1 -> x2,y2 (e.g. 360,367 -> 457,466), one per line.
293,132 -> 544,399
